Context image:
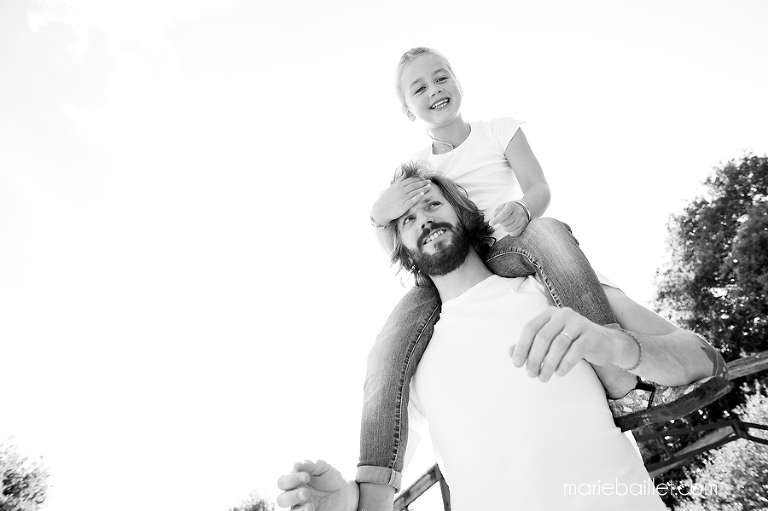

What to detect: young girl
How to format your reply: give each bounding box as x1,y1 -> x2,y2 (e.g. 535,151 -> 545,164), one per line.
357,47 -> 729,501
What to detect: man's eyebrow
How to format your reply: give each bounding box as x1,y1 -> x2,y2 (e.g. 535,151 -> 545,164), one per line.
399,193 -> 432,224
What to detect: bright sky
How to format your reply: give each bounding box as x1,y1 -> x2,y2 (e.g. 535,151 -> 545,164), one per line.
1,1 -> 767,510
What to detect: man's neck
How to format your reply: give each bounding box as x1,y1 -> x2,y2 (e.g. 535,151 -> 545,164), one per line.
431,249 -> 493,302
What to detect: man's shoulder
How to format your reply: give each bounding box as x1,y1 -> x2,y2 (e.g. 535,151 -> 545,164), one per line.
494,274 -> 548,298
446,275 -> 544,306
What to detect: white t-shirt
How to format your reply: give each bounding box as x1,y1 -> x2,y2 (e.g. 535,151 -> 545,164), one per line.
411,118 -> 525,239
406,276 -> 665,511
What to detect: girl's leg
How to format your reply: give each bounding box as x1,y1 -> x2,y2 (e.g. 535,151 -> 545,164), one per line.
356,285 -> 441,491
485,217 -> 613,323
484,217 -> 638,397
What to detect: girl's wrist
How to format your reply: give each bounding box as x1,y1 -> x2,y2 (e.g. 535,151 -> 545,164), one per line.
513,200 -> 531,223
369,215 -> 390,229
369,205 -> 391,229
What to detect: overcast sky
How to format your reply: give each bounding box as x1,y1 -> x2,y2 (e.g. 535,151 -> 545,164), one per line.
1,1 -> 767,510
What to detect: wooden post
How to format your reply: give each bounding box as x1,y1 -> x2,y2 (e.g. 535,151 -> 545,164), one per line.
435,465 -> 451,511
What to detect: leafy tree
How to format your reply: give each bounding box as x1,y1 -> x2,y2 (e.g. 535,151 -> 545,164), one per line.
228,490 -> 275,511
0,440 -> 49,511
645,154 -> 768,507
654,153 -> 768,359
674,384 -> 768,511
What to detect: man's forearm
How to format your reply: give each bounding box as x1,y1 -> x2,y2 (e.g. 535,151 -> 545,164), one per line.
611,327 -> 714,386
606,286 -> 717,385
344,480 -> 362,511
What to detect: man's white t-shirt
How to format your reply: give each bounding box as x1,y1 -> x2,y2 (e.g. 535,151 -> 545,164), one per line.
411,118 -> 525,239
406,275 -> 666,510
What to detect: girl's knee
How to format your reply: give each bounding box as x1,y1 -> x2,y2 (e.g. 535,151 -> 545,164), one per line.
527,217 -> 572,237
520,217 -> 578,248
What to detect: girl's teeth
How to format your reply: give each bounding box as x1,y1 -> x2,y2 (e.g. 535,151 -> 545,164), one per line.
432,99 -> 448,109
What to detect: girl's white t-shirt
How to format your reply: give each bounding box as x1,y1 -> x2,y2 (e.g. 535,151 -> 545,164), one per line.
411,118 -> 525,239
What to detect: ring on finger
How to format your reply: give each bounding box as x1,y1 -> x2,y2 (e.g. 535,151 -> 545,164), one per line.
559,331 -> 575,342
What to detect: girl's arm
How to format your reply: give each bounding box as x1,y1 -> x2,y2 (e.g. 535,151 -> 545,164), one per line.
491,129 -> 551,236
504,129 -> 551,219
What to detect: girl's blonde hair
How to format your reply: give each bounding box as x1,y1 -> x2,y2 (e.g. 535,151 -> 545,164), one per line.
394,47 -> 458,119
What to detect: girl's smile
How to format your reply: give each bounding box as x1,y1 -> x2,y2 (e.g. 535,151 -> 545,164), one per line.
430,98 -> 450,110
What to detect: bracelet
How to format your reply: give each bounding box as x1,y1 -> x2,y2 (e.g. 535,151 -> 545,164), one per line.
617,328 -> 643,371
513,200 -> 532,222
369,215 -> 390,229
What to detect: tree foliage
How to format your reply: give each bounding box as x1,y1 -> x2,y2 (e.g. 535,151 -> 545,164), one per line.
674,384 -> 768,511
654,154 -> 768,360
0,441 -> 49,511
227,491 -> 275,511
653,153 -> 768,418
645,154 -> 768,507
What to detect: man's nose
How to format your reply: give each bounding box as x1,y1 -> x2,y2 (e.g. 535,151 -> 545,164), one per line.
420,218 -> 434,230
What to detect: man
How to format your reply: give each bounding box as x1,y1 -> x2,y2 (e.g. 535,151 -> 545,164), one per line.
277,163 -> 725,510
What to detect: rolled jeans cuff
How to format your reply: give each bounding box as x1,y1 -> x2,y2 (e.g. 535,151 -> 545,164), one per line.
355,465 -> 402,491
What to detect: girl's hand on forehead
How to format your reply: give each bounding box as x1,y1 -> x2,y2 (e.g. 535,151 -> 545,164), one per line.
370,173 -> 431,226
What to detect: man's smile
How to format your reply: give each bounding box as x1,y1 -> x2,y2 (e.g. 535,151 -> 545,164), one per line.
421,227 -> 448,247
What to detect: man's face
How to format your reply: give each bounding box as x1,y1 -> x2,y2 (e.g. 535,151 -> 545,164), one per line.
397,185 -> 470,277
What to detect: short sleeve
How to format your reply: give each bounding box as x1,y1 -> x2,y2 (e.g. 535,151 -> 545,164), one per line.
594,269 -> 621,290
485,117 -> 526,153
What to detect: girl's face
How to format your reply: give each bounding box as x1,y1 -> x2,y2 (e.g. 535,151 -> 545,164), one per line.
400,53 -> 462,128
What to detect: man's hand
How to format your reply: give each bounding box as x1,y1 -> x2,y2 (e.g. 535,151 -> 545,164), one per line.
276,460 -> 357,511
370,173 -> 431,227
490,201 -> 529,236
509,307 -> 636,382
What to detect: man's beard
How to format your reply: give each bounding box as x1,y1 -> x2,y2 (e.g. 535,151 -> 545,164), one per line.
408,221 -> 471,277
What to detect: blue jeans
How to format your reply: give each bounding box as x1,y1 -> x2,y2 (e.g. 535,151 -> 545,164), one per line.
356,218 -> 616,490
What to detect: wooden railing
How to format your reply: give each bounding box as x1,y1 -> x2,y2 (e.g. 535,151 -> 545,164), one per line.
640,349 -> 768,476
394,463 -> 450,511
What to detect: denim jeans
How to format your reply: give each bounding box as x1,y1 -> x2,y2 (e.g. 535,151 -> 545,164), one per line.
356,217 -> 617,490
